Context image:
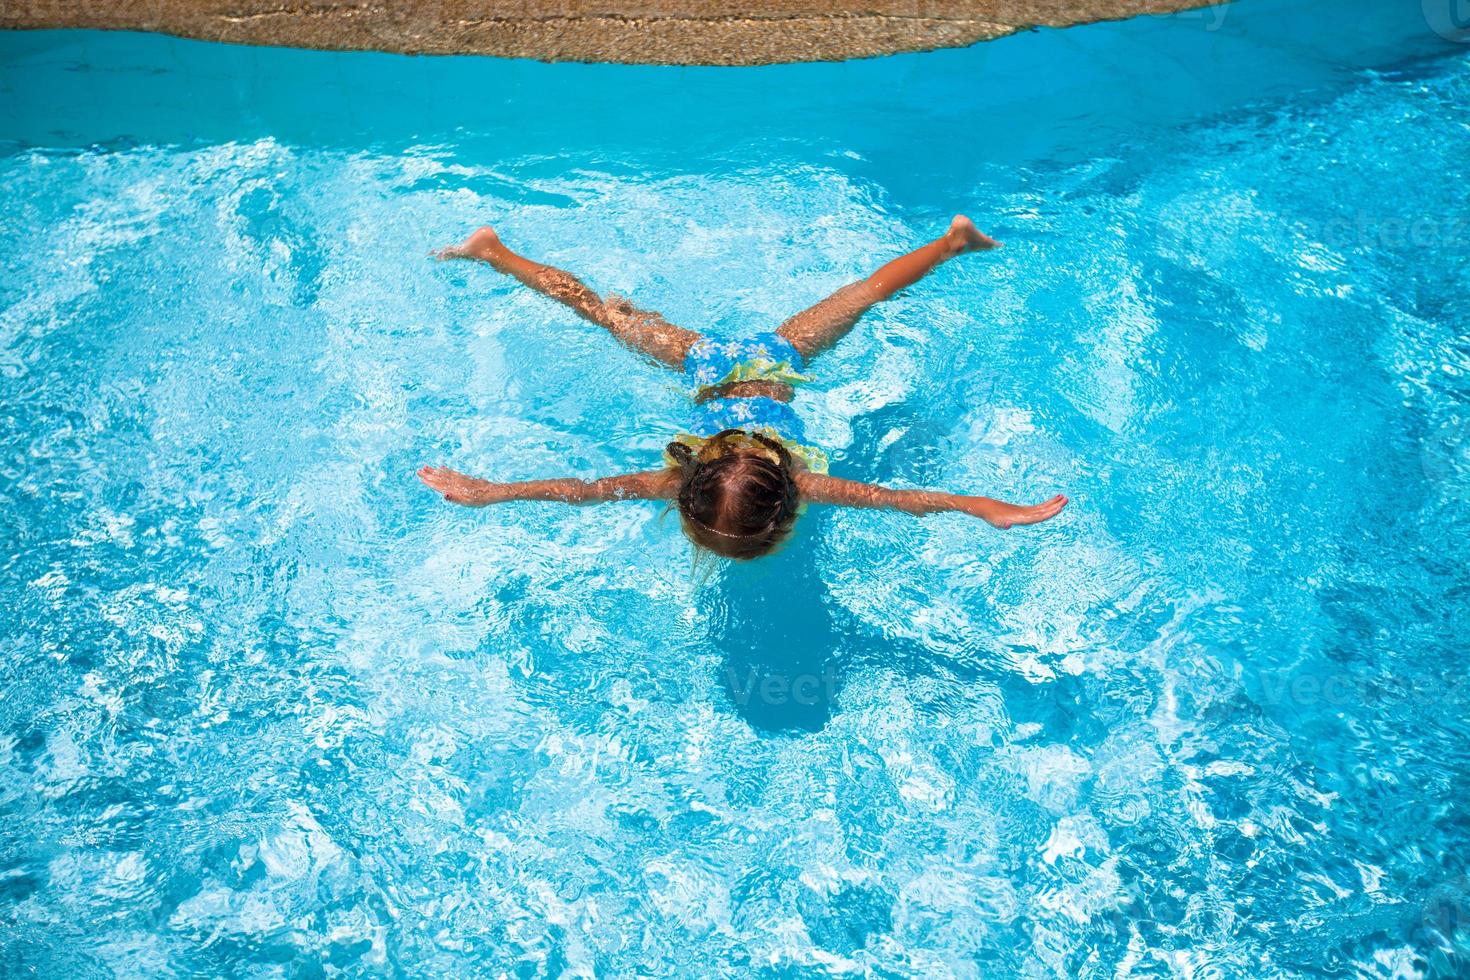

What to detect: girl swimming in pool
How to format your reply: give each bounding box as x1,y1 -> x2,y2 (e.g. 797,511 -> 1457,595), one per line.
418,216 -> 1068,559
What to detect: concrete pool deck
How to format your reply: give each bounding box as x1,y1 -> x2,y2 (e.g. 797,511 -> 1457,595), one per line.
0,0 -> 1223,64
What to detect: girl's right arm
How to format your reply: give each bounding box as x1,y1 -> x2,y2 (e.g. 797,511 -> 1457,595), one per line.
794,471 -> 1067,528
417,465 -> 679,507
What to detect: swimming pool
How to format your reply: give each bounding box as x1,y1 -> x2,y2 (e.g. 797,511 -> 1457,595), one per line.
2,1 -> 1468,973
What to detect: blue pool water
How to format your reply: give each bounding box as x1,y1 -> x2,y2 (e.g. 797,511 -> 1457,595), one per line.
2,2 -> 1469,974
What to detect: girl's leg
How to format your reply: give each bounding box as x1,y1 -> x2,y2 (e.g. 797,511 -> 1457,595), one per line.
776,215 -> 1000,360
437,225 -> 701,369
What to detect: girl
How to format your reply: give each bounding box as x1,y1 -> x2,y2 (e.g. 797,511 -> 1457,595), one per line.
419,216 -> 1068,559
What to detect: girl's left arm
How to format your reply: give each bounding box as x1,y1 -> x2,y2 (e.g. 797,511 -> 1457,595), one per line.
418,465 -> 679,507
794,471 -> 1068,528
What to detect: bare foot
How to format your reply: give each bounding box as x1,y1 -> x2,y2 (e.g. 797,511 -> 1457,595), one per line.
946,214 -> 1002,255
434,225 -> 501,261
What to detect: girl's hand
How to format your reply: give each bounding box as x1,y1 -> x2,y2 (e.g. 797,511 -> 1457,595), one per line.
417,466 -> 502,507
966,494 -> 1069,528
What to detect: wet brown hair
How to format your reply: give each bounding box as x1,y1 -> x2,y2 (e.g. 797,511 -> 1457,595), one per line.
666,429 -> 800,560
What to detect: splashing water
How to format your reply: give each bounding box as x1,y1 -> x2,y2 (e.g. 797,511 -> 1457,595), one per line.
2,2 -> 1469,974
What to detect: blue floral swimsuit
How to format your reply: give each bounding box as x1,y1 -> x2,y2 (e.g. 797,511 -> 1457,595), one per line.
671,332 -> 829,472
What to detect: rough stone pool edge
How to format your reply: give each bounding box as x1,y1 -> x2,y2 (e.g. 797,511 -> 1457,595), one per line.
0,0 -> 1223,65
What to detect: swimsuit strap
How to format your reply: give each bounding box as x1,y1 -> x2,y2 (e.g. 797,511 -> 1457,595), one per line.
665,430 -> 829,475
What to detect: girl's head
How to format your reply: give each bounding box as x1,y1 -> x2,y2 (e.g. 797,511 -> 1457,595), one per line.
666,429 -> 800,560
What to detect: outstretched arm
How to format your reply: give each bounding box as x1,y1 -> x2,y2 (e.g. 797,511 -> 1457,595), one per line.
795,471 -> 1067,528
418,465 -> 679,507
